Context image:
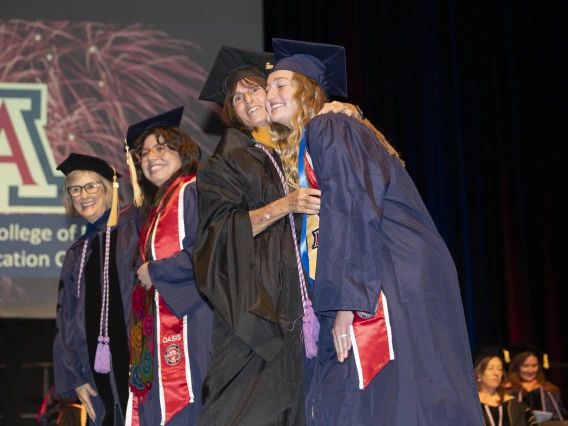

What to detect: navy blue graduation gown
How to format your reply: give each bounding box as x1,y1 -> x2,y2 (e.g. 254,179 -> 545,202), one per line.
54,205 -> 140,426
303,114 -> 484,426
135,181 -> 213,426
193,129 -> 306,426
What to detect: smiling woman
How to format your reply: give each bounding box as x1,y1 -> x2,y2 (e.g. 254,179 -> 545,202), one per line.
123,107 -> 212,426
53,153 -> 139,426
474,348 -> 537,426
63,171 -> 112,224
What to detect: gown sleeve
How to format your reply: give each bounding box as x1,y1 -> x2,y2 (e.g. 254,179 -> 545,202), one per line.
148,182 -> 204,319
306,114 -> 391,315
53,245 -> 88,397
193,130 -> 285,362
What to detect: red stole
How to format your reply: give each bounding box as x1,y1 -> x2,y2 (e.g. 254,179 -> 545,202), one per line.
127,175 -> 195,425
350,292 -> 394,389
304,152 -> 394,389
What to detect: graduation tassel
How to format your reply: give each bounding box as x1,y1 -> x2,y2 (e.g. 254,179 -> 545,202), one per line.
107,166 -> 120,228
254,143 -> 320,358
125,139 -> 143,207
302,300 -> 320,358
543,353 -> 550,369
94,226 -> 112,374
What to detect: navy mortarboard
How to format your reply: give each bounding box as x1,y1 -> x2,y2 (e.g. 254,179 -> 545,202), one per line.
271,38 -> 348,98
57,152 -> 121,227
199,45 -> 274,104
124,106 -> 185,206
125,106 -> 185,150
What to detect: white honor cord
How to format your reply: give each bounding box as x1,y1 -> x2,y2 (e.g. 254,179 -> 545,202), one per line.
483,404 -> 503,426
518,387 -> 564,420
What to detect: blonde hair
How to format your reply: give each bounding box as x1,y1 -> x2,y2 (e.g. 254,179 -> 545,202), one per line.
269,72 -> 404,191
62,170 -> 112,218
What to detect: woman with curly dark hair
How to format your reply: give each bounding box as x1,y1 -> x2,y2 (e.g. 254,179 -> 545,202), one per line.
123,107 -> 212,426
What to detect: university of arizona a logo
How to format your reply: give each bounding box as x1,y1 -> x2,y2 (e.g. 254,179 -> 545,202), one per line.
0,83 -> 64,213
311,228 -> 319,249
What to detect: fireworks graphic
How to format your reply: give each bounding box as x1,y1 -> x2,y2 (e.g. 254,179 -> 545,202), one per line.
0,19 -> 222,186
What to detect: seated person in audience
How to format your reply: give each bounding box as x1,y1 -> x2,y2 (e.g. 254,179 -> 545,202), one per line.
474,347 -> 536,426
506,344 -> 567,421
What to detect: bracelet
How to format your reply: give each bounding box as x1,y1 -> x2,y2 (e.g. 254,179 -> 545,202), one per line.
355,105 -> 365,120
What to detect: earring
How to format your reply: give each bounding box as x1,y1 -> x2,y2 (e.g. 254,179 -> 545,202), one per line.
477,377 -> 482,382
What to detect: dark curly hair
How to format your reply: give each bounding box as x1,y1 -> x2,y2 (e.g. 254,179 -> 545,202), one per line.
132,126 -> 201,222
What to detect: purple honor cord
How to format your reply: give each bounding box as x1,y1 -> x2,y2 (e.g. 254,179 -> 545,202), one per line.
255,143 -> 320,358
94,226 -> 112,373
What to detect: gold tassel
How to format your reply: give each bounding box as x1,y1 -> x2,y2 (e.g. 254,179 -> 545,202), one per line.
125,139 -> 143,207
503,348 -> 510,364
543,353 -> 550,369
107,166 -> 120,227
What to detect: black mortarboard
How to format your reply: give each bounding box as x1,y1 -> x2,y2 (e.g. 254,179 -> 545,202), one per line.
56,153 -> 121,182
271,38 -> 348,98
472,346 -> 511,368
125,106 -> 184,149
509,343 -> 550,369
199,45 -> 275,104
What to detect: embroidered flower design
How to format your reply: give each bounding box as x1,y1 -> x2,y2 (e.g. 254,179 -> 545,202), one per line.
130,322 -> 143,359
141,350 -> 153,377
132,285 -> 145,314
143,313 -> 154,337
130,365 -> 144,390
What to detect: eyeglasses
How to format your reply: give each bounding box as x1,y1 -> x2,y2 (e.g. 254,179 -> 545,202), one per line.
136,143 -> 168,162
67,182 -> 101,198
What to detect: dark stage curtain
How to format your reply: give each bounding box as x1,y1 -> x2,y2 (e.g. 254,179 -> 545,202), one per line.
264,0 -> 565,387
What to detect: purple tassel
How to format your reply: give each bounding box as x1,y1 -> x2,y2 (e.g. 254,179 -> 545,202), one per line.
94,336 -> 112,374
302,300 -> 320,359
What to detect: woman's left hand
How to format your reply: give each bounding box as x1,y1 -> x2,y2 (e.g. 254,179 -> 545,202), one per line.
332,310 -> 355,362
137,262 -> 153,290
318,101 -> 358,117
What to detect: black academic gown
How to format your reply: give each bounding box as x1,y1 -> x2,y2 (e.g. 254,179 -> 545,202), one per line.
194,129 -> 306,426
481,400 -> 537,426
302,114 -> 483,426
54,206 -> 140,426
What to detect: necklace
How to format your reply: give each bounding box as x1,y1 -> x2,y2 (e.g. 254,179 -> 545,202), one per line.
483,404 -> 503,426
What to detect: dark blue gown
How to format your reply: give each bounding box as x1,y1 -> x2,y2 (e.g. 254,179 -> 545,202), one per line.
302,113 -> 484,426
135,181 -> 213,426
54,205 -> 139,426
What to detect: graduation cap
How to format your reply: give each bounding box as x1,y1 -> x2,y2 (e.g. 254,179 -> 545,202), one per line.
472,346 -> 511,369
125,106 -> 184,150
124,106 -> 185,206
509,343 -> 550,369
271,38 -> 348,98
57,153 -> 122,181
199,45 -> 275,104
57,153 -> 121,227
